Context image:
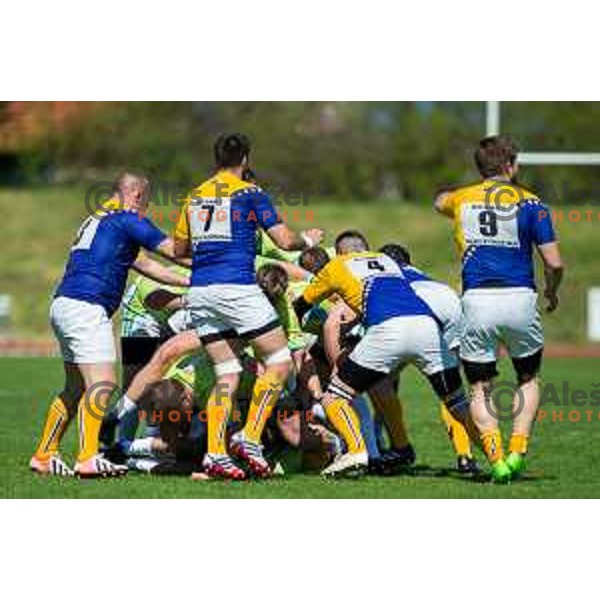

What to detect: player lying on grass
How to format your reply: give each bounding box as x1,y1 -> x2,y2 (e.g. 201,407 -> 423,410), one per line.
379,243 -> 479,474
294,230 -> 479,479
109,352 -> 304,477
172,132 -> 323,480
109,261 -> 329,478
435,135 -> 564,482
30,173 -> 190,478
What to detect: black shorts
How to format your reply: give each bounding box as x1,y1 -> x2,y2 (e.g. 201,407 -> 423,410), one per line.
121,337 -> 169,367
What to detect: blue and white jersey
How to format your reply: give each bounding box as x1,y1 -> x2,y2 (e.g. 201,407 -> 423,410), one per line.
438,181 -> 557,292
175,171 -> 280,287
55,203 -> 166,316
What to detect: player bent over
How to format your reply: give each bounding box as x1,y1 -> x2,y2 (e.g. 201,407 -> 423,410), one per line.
435,135 -> 563,482
294,232 -> 478,478
173,133 -> 323,479
30,174 -> 189,478
379,243 -> 478,474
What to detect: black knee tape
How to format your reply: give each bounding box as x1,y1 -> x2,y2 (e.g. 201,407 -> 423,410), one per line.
512,349 -> 543,384
428,368 -> 463,398
462,359 -> 498,385
337,357 -> 386,395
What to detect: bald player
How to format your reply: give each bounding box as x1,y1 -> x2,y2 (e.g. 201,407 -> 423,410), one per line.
30,174 -> 189,478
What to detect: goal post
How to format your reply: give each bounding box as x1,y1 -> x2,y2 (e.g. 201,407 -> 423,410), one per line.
485,101 -> 600,166
485,101 -> 600,343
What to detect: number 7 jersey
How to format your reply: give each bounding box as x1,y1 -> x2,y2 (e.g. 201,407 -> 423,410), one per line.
437,180 -> 556,292
174,170 -> 280,287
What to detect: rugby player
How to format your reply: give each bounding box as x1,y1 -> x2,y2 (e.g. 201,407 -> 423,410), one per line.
172,133 -> 323,479
30,173 -> 189,478
435,135 -> 563,481
379,243 -> 478,473
294,231 -> 477,478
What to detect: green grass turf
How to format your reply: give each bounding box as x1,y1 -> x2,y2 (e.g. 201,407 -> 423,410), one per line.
2,356 -> 600,498
1,186 -> 598,342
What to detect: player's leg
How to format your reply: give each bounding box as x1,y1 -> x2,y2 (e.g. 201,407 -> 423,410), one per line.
75,361 -> 127,478
114,331 -> 201,445
231,326 -> 292,477
460,291 -> 510,482
368,375 -> 414,459
439,402 -> 478,473
503,292 -> 545,476
197,337 -> 243,479
30,361 -> 82,476
506,352 -> 542,475
319,324 -> 400,478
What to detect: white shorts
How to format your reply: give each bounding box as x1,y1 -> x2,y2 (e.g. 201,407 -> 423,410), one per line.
411,280 -> 463,350
50,297 -> 116,364
348,315 -> 457,377
460,287 -> 543,363
188,284 -> 280,342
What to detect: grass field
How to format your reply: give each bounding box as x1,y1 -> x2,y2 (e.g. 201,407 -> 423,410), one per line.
2,356 -> 599,498
1,186 -> 599,342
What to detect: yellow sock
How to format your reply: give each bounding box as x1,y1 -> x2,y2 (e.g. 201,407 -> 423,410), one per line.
243,371 -> 284,443
323,397 -> 365,454
35,396 -> 70,460
480,429 -> 504,464
207,390 -> 233,455
509,433 -> 529,455
440,404 -> 472,457
77,390 -> 109,463
376,396 -> 410,448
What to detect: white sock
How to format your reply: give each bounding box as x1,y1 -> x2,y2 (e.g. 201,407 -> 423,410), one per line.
117,396 -> 136,419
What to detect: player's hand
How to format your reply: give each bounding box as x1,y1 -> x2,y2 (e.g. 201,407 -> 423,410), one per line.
301,228 -> 324,247
151,438 -> 170,453
544,289 -> 559,313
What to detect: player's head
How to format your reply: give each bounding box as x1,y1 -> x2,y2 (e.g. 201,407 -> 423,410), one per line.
335,230 -> 369,255
139,379 -> 193,448
257,264 -> 289,303
299,246 -> 331,275
475,135 -> 519,180
214,133 -> 252,173
379,243 -> 412,266
114,172 -> 150,210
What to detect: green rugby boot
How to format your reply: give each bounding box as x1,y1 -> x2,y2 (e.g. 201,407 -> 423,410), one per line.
506,452 -> 527,478
490,459 -> 512,484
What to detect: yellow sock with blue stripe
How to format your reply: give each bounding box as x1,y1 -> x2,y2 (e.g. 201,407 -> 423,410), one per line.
77,389 -> 110,463
323,396 -> 366,454
243,371 -> 284,444
440,403 -> 472,457
35,396 -> 70,460
481,429 -> 504,464
207,389 -> 233,455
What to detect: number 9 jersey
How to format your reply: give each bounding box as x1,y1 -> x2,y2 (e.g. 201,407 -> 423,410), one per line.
437,180 -> 556,291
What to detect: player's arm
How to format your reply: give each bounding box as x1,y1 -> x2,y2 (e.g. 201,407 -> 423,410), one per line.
323,301 -> 358,368
533,204 -> 563,313
144,289 -> 186,312
256,255 -> 311,281
434,185 -> 459,218
537,242 -> 564,313
133,254 -> 190,288
252,187 -> 324,251
171,202 -> 192,258
267,223 -> 324,252
292,261 -> 336,323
